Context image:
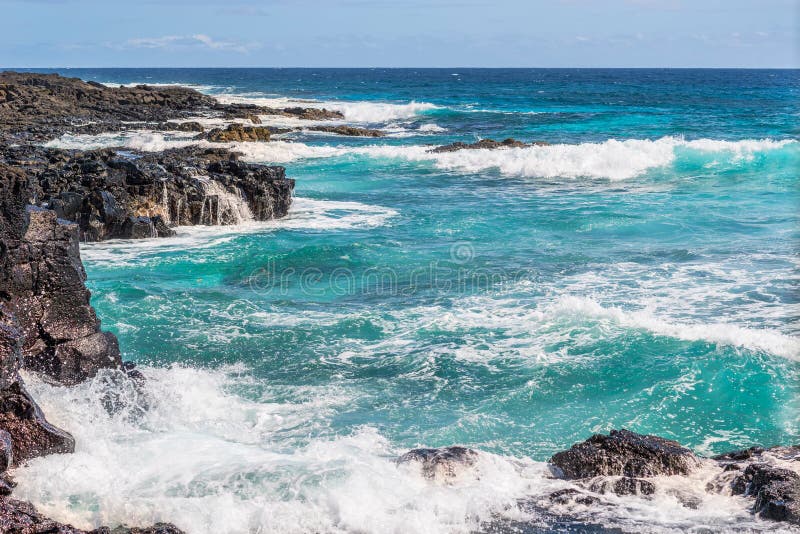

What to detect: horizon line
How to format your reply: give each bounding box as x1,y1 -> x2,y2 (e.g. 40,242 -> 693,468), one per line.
3,66 -> 799,70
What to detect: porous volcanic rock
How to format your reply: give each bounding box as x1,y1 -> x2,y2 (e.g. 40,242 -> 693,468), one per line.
1,145 -> 295,242
550,429 -> 700,479
397,446 -> 479,482
430,138 -> 549,153
205,123 -> 271,142
308,125 -> 385,137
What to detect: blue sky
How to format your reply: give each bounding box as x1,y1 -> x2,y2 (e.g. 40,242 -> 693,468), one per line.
1,0 -> 797,67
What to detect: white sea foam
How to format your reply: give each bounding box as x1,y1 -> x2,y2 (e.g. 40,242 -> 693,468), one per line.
46,132 -> 797,181
215,93 -> 439,123
78,197 -> 398,266
12,366 -> 790,533
547,295 -> 800,361
12,367 -> 542,534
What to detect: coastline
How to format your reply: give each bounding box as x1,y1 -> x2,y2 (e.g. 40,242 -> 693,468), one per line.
0,71 -> 798,533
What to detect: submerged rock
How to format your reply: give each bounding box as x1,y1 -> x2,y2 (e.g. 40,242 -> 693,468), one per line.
430,138 -> 549,153
730,463 -> 800,524
550,429 -> 700,479
588,476 -> 656,496
0,381 -> 75,463
309,125 -> 385,137
0,497 -> 185,533
280,106 -> 343,120
397,446 -> 479,482
205,123 -> 271,142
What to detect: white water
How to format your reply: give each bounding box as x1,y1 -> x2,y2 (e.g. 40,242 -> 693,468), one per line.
13,366 -> 793,534
77,197 -> 398,266
197,178 -> 254,225
214,94 -> 440,123
45,133 -> 798,181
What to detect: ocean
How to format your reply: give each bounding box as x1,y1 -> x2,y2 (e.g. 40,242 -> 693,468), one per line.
11,68 -> 800,533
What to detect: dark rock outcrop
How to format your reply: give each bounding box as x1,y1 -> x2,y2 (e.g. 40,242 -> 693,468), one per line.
0,380 -> 75,464
550,429 -> 700,479
430,138 -> 549,153
205,123 -> 271,142
1,163 -> 122,384
2,146 -> 295,242
0,72 -> 343,144
0,72 -> 218,142
308,125 -> 385,137
397,446 -> 479,482
732,464 -> 800,523
280,106 -> 343,120
712,446 -> 800,525
0,497 -> 185,533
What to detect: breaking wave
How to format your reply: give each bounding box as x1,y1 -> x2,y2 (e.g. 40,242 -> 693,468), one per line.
46,132 -> 796,181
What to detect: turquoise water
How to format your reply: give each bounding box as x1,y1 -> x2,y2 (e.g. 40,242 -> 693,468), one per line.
14,69 -> 800,533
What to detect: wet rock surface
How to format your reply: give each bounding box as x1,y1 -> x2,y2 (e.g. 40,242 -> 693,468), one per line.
1,145 -> 295,242
205,123 -> 272,142
397,446 -> 479,482
0,497 -> 185,534
717,447 -> 800,525
308,125 -> 385,137
430,138 -> 549,153
1,163 -> 122,384
0,71 -> 217,143
550,429 -> 700,479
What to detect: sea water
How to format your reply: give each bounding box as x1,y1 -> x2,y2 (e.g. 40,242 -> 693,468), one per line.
12,68 -> 800,533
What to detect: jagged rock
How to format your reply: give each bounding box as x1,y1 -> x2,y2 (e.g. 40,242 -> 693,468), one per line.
280,106 -> 343,120
308,125 -> 385,137
93,523 -> 185,534
0,497 -> 185,533
430,138 -> 549,153
168,121 -> 204,132
588,476 -> 656,496
548,488 -> 602,506
0,381 -> 75,463
0,72 -> 218,142
214,102 -> 343,122
1,146 -> 294,242
550,429 -> 700,479
205,123 -> 271,142
731,464 -> 800,524
397,446 -> 479,482
1,163 -> 122,384
0,430 -> 12,472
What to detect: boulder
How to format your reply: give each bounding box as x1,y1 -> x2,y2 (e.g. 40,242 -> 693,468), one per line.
0,497 -> 185,533
1,163 -> 122,384
0,381 -> 75,463
732,464 -> 800,524
205,123 -> 271,143
550,429 -> 700,479
309,125 -> 385,137
430,138 -> 549,153
397,446 -> 479,482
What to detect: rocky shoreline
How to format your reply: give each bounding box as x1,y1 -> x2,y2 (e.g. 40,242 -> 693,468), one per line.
400,430 -> 799,531
0,71 -> 797,532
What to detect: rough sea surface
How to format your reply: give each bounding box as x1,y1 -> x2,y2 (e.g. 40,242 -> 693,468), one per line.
11,68 -> 800,533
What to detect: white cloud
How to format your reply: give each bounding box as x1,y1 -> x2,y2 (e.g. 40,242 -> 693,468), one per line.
124,34 -> 258,53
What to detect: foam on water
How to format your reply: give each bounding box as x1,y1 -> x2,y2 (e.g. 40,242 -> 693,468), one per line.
215,94 -> 440,123
12,366 -> 790,534
78,197 -> 398,266
45,132 -> 798,181
12,367 -> 543,534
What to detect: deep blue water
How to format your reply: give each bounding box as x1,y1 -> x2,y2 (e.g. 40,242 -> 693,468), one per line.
12,68 -> 800,533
